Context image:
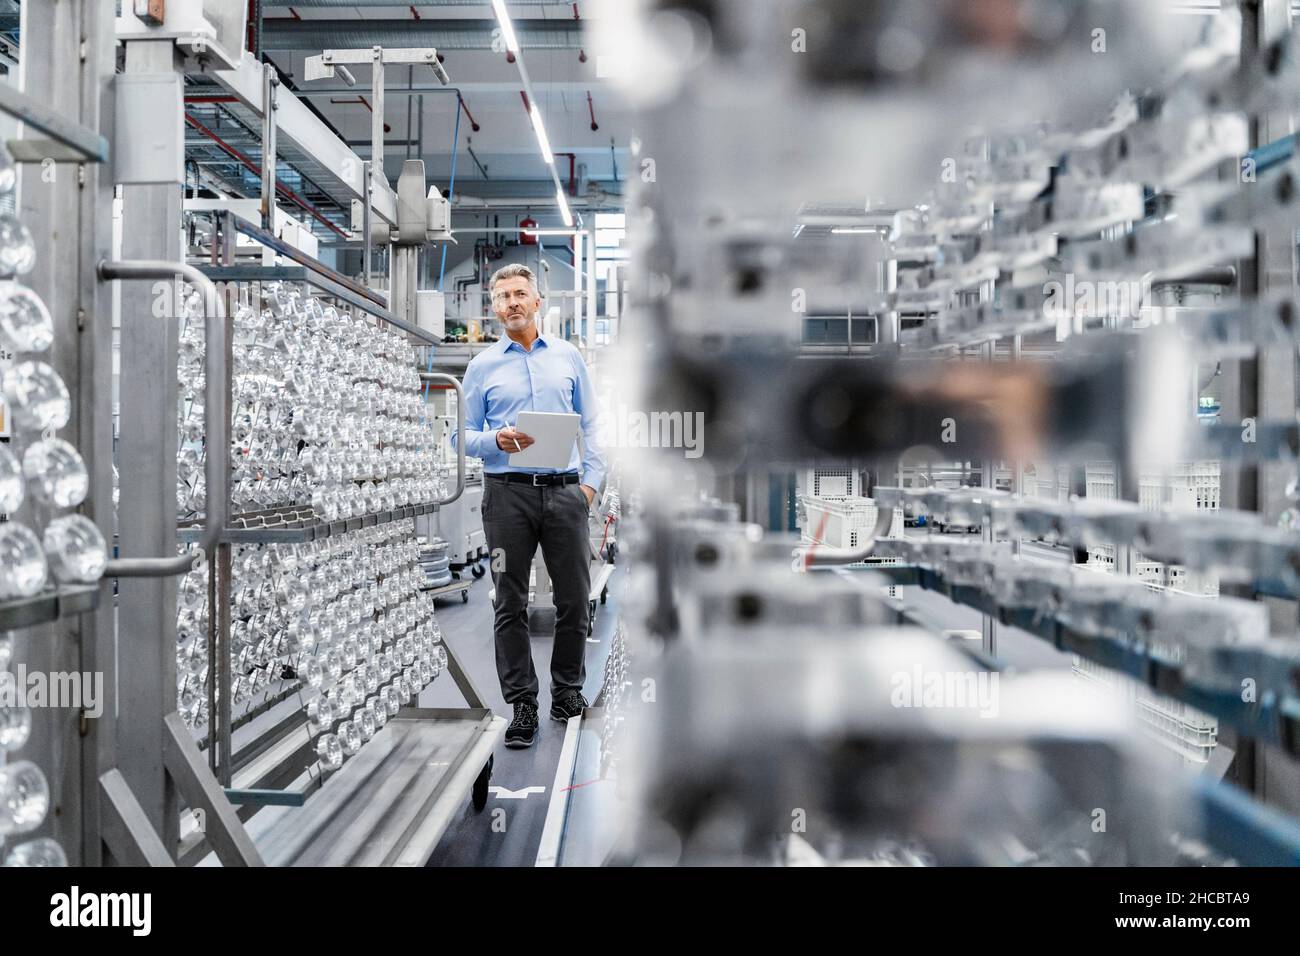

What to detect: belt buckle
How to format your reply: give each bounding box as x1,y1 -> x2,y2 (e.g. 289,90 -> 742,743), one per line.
532,474 -> 546,487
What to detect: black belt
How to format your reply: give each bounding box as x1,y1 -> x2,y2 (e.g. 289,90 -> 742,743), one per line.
486,471 -> 581,487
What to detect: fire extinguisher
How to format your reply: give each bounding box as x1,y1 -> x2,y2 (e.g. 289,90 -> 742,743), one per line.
519,217 -> 538,245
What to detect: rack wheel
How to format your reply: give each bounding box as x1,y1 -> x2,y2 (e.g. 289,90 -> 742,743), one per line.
461,589 -> 469,604
471,562 -> 486,579
472,755 -> 493,811
600,586 -> 608,605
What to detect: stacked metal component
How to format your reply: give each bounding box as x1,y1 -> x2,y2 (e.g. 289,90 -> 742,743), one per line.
0,152 -> 103,868
173,281 -> 453,783
176,517 -> 448,774
177,283 -> 445,524
596,620 -> 629,778
0,235 -> 106,599
418,537 -> 454,589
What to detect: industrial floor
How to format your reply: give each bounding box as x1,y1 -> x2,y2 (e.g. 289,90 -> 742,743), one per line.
422,565 -> 623,867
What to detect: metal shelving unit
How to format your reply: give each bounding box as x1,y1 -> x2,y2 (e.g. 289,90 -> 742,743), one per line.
240,708 -> 503,866
178,502 -> 439,544
167,211 -> 498,866
0,5 -> 501,868
0,586 -> 100,632
865,561 -> 1300,755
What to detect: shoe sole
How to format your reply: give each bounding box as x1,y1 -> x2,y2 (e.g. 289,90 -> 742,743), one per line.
504,734 -> 536,749
550,709 -> 583,721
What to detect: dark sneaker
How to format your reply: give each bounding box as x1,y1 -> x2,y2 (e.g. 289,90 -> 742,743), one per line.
550,690 -> 588,721
504,702 -> 539,748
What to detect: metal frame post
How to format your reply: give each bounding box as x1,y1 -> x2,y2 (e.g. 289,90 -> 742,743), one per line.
15,0 -> 117,865
586,224 -> 597,349
115,35 -> 185,855
371,46 -> 385,184
260,62 -> 279,234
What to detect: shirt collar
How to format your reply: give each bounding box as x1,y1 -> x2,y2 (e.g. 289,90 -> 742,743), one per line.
502,331 -> 550,354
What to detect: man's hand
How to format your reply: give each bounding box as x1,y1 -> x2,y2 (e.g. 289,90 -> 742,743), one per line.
496,427 -> 534,452
580,484 -> 596,507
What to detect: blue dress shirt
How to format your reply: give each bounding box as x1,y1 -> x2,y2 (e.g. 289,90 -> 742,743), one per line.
451,332 -> 607,490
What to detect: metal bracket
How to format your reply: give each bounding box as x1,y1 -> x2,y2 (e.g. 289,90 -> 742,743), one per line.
98,259 -> 229,577
421,372 -> 466,506
163,713 -> 265,866
442,635 -> 487,710
304,46 -> 450,208
0,82 -> 108,163
99,769 -> 176,867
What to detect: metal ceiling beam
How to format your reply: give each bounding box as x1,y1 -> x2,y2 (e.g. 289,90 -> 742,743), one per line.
262,18 -> 583,51
296,81 -> 601,96
211,52 -> 397,225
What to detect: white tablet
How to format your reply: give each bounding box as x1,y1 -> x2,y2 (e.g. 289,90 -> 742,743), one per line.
507,411 -> 582,469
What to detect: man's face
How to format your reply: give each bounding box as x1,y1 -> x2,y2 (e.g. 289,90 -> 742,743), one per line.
492,276 -> 541,333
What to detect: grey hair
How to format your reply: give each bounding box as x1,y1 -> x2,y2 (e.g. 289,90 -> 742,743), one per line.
489,263 -> 540,297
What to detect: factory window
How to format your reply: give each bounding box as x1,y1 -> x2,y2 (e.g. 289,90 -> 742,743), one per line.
802,316 -> 878,344
802,317 -> 849,344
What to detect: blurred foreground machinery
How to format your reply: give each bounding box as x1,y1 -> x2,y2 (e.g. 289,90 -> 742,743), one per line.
579,0 -> 1300,866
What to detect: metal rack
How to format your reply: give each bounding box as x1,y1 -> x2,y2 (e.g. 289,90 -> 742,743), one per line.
161,211 -> 501,867
178,503 -> 439,544
860,559 -> 1300,755
0,4 -> 502,868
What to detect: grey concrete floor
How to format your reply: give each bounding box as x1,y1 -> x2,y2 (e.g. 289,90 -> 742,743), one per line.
423,566 -> 622,866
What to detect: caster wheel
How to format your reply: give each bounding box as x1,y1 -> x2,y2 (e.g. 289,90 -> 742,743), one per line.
461,590 -> 469,604
471,562 -> 486,579
600,586 -> 608,606
472,755 -> 493,811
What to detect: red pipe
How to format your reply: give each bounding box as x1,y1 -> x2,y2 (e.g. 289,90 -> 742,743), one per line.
459,94 -> 480,132
574,3 -> 587,63
184,113 -> 350,239
554,152 -> 577,196
329,96 -> 392,134
185,95 -> 239,104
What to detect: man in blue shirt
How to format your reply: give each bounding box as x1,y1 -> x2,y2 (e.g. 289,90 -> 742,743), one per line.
451,263 -> 606,748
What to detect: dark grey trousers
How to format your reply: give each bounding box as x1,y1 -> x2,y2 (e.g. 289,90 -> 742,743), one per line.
481,475 -> 592,707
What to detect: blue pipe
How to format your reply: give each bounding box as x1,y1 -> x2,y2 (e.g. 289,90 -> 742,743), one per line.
438,97 -> 462,292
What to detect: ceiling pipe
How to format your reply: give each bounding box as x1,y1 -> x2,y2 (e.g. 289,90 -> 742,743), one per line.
279,0 -> 567,5
553,151 -> 577,196
573,2 -> 587,63
184,113 -> 350,238
328,95 -> 393,133
261,18 -> 583,51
